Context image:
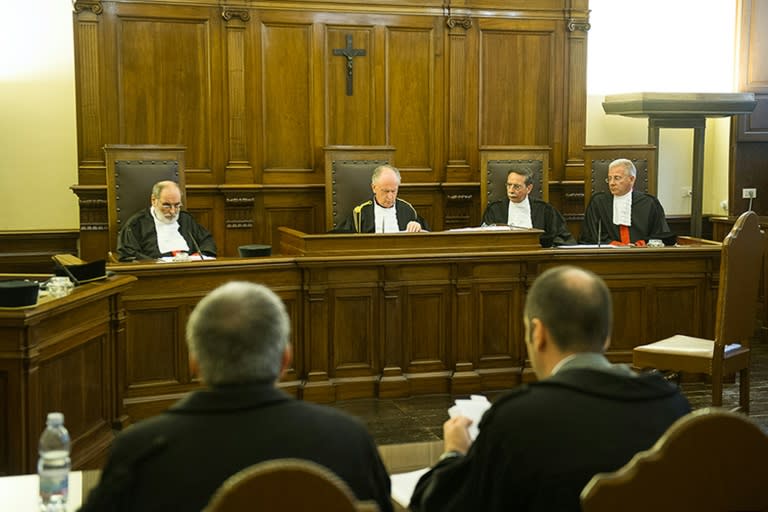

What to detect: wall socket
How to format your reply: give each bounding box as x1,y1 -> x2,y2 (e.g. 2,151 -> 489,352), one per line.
742,188 -> 757,199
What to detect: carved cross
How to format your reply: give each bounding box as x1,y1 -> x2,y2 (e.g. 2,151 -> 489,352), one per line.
332,34 -> 366,96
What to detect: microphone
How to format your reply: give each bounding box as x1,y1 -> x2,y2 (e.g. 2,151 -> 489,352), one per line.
597,218 -> 602,248
189,235 -> 205,261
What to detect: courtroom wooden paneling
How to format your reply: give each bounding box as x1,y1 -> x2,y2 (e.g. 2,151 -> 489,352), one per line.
106,233 -> 720,422
112,258 -> 303,423
72,0 -> 591,261
0,275 -> 135,476
0,231 -> 79,274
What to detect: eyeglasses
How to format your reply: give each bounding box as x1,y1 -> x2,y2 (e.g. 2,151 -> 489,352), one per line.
160,202 -> 183,211
605,176 -> 628,183
506,183 -> 526,191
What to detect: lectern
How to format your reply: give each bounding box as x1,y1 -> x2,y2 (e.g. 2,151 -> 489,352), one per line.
602,92 -> 757,237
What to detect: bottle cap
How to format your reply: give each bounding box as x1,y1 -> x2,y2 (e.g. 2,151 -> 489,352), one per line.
46,412 -> 64,426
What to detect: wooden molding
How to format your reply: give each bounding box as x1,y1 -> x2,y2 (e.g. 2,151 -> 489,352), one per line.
73,0 -> 103,15
222,7 -> 251,22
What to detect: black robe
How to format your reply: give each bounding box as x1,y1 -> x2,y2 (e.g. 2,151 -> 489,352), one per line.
117,209 -> 217,261
409,355 -> 690,512
333,197 -> 428,233
482,198 -> 576,247
580,191 -> 676,245
79,383 -> 393,512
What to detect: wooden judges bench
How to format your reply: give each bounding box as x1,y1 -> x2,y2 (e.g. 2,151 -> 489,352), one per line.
108,229 -> 722,427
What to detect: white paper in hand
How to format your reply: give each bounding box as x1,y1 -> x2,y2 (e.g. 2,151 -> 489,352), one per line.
448,394 -> 491,440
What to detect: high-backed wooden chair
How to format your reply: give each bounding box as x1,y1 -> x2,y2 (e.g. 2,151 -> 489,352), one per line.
324,146 -> 396,231
104,144 -> 186,255
634,211 -> 763,412
583,145 -> 656,205
203,458 -> 380,512
580,407 -> 768,512
479,146 -> 549,214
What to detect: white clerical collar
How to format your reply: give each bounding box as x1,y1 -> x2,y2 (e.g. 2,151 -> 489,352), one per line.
373,201 -> 399,233
507,196 -> 533,228
150,207 -> 190,254
612,190 -> 633,226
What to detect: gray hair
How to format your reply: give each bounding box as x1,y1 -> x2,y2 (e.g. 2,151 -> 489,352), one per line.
524,265 -> 612,353
608,158 -> 637,178
371,164 -> 401,185
186,281 -> 290,385
151,180 -> 180,199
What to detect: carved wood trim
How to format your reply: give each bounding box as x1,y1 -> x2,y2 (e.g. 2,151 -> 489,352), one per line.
446,17 -> 472,30
224,14 -> 251,176
73,0 -> 103,15
567,19 -> 591,32
224,192 -> 255,229
222,8 -> 250,22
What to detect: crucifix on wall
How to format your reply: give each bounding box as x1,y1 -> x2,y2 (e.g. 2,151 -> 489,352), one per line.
333,34 -> 366,96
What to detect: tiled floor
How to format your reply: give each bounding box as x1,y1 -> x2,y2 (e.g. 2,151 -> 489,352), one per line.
332,339 -> 768,446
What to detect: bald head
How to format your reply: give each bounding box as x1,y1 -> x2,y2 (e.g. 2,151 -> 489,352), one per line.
524,265 -> 612,353
371,165 -> 401,208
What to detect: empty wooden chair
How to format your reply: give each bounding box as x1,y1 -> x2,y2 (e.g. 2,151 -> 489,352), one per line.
633,210 -> 763,412
203,458 -> 380,512
580,407 -> 768,512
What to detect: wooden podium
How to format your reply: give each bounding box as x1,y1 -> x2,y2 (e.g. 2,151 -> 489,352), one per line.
603,92 -> 757,237
0,274 -> 135,476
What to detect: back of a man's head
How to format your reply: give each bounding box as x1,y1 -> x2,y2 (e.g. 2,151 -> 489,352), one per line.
186,281 -> 290,386
524,266 -> 612,353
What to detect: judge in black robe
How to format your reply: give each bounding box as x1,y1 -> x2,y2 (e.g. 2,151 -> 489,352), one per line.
332,164 -> 428,233
482,198 -> 576,247
334,197 -> 428,233
580,191 -> 676,245
117,209 -> 217,261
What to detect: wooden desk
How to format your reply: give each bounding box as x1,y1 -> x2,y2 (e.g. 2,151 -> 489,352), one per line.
0,275 -> 135,476
107,232 -> 722,425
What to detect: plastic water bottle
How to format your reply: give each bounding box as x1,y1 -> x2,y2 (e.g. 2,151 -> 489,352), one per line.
38,412 -> 70,512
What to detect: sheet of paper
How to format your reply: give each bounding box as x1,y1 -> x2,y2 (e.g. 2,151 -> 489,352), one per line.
391,467 -> 430,507
448,394 -> 491,440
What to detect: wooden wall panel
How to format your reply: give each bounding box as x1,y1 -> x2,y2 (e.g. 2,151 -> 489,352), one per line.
601,285 -> 646,353
478,287 -> 523,365
262,21 -> 315,178
405,286 -> 450,371
72,1 -> 591,258
388,24 -> 436,175
116,15 -> 214,177
331,289 -> 376,372
445,23 -> 475,183
0,231 -> 79,274
223,12 -> 253,183
651,282 -> 704,340
478,20 -> 557,146
125,308 -> 183,386
263,189 -> 325,246
327,27 -> 376,145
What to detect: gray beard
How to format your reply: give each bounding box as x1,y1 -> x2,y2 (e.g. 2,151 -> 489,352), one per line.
152,207 -> 179,225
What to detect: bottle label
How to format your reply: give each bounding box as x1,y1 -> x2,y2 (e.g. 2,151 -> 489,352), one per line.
39,468 -> 69,502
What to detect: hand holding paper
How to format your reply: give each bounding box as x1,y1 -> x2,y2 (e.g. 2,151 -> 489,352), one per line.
448,394 -> 491,442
